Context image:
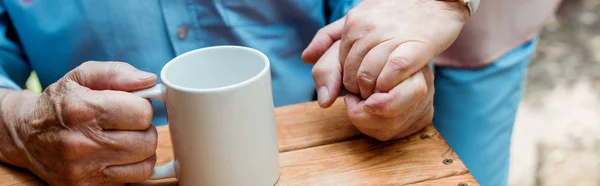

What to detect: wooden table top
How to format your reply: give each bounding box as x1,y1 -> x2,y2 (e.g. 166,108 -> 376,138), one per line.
0,97 -> 478,186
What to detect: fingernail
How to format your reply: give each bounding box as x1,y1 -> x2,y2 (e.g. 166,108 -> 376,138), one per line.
134,71 -> 155,80
317,87 -> 329,105
363,105 -> 376,114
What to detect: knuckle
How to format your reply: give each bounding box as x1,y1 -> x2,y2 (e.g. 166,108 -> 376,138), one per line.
61,96 -> 97,126
387,55 -> 411,73
311,66 -> 328,79
73,61 -> 98,78
66,66 -> 87,84
78,61 -> 97,70
345,11 -> 374,32
345,10 -> 359,24
356,71 -> 375,86
106,62 -> 130,77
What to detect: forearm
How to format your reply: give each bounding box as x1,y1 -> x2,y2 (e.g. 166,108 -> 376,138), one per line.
0,88 -> 38,168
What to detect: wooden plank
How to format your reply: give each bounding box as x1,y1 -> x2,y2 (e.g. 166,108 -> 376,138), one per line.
405,173 -> 478,186
275,126 -> 474,185
156,126 -> 175,165
274,98 -> 361,152
141,125 -> 476,186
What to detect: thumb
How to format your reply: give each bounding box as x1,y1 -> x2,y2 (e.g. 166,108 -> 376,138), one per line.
302,17 -> 345,64
65,61 -> 157,91
312,41 -> 343,108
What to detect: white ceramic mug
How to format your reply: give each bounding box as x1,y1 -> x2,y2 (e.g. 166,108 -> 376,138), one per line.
133,46 -> 280,186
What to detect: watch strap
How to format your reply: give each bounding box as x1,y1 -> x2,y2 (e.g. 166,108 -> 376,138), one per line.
461,0 -> 480,16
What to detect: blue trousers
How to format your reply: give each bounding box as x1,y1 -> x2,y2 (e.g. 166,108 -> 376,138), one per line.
433,38 -> 538,186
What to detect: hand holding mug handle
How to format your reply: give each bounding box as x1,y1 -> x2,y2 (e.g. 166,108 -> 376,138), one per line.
132,84 -> 177,180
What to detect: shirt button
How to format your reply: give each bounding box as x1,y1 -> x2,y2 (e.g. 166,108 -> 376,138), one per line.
177,26 -> 189,40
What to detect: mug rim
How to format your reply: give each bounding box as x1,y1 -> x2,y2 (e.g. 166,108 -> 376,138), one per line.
160,45 -> 270,93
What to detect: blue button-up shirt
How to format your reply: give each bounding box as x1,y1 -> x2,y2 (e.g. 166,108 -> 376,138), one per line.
0,0 -> 361,125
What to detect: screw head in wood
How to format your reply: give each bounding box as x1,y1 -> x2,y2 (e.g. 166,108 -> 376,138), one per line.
443,158 -> 453,165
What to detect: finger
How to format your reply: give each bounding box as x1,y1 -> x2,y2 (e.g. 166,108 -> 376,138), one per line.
102,153 -> 157,183
344,93 -> 367,119
364,67 -> 431,118
101,126 -> 158,165
339,10 -> 369,73
342,35 -> 384,95
344,94 -> 391,130
376,41 -> 434,92
356,40 -> 396,99
79,90 -> 153,130
66,61 -> 157,91
302,18 -> 345,64
312,41 -> 343,108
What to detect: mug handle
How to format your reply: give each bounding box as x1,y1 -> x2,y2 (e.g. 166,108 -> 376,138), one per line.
132,84 -> 177,180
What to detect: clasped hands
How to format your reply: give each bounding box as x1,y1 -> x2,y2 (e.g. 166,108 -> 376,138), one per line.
302,0 -> 469,140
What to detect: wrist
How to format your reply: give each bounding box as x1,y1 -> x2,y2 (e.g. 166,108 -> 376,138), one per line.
0,90 -> 41,169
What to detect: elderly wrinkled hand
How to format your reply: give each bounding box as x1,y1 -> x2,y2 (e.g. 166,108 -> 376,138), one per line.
1,62 -> 158,185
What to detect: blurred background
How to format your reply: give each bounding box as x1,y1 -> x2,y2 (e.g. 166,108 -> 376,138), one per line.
509,0 -> 600,185
22,0 -> 599,185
